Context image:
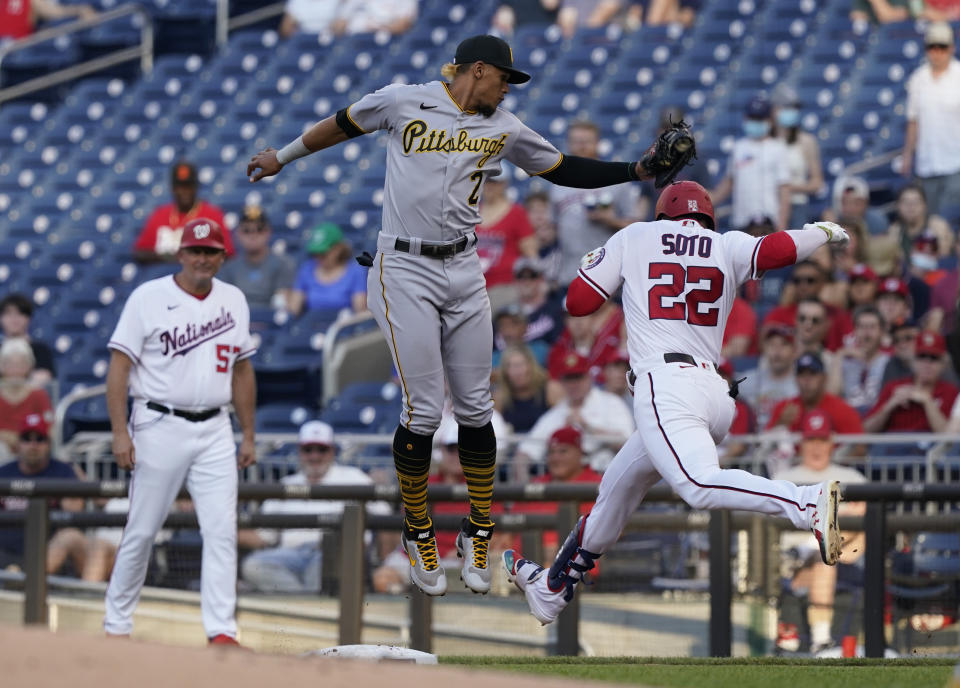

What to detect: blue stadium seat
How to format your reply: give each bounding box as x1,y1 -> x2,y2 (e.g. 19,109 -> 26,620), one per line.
255,403 -> 312,433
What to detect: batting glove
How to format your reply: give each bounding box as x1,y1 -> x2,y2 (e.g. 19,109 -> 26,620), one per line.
804,221 -> 850,248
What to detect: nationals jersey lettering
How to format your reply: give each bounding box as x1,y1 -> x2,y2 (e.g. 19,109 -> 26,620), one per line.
345,80 -> 561,242
109,276 -> 256,409
577,219 -> 762,363
159,307 -> 236,356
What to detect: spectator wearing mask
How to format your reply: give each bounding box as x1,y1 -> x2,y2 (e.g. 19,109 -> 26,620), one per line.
289,223 -> 367,316
711,96 -> 791,231
216,206 -> 295,310
515,353 -> 633,475
822,176 -> 888,236
864,331 -> 958,433
908,232 -> 948,292
902,22 -> 960,215
767,353 -> 864,437
0,292 -> 55,385
134,162 -> 232,263
888,184 -> 954,259
838,306 -> 890,415
737,325 -> 799,430
771,86 -> 824,229
550,120 -> 644,283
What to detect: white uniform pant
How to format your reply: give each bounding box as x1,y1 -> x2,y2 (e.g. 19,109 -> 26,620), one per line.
582,361 -> 822,555
104,406 -> 238,637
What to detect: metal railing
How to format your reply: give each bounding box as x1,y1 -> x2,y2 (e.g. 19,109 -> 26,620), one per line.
2,480 -> 959,657
0,4 -> 154,105
215,0 -> 285,47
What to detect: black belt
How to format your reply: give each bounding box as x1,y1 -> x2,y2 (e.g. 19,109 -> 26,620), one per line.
628,353 -> 713,387
146,401 -> 221,422
394,235 -> 475,258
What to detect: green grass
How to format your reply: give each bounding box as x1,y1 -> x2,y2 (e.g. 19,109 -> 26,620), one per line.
442,656 -> 958,688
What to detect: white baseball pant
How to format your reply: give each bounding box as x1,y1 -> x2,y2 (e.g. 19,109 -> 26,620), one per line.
581,359 -> 822,555
104,405 -> 238,638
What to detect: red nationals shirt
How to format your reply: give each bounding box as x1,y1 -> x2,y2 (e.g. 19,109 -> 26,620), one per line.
723,297 -> 758,354
476,203 -> 535,287
866,378 -> 960,431
134,201 -> 233,257
766,393 -> 864,434
0,0 -> 32,39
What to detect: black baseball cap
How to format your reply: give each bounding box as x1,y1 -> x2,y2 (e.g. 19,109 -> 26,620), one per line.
454,35 -> 530,84
796,352 -> 825,374
171,161 -> 198,187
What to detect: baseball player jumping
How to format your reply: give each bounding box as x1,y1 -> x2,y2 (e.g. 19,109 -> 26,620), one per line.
248,34 -> 693,596
503,181 -> 846,625
104,219 -> 258,644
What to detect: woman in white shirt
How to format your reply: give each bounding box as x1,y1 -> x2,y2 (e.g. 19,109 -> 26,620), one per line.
772,87 -> 825,230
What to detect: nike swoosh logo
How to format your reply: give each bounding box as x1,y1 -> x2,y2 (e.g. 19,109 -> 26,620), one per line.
678,365 -> 695,369
419,103 -> 437,110
167,305 -> 179,310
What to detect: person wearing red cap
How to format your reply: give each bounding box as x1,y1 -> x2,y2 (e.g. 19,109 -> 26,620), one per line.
0,414 -> 84,572
865,330 -> 959,434
515,352 -> 634,476
510,426 -> 602,560
133,161 -> 233,263
772,409 -> 867,654
767,352 -> 864,438
875,276 -> 914,333
601,349 -> 633,407
908,232 -> 948,288
103,217 -> 257,645
546,308 -> 625,383
846,263 -> 879,309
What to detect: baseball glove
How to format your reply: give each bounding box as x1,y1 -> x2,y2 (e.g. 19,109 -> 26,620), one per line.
639,119 -> 697,188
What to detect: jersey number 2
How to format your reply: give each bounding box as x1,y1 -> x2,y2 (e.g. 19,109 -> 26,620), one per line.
467,171 -> 483,206
216,344 -> 241,373
648,263 -> 724,326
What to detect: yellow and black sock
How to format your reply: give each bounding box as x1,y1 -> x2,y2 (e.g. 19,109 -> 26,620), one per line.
392,425 -> 434,529
458,421 -> 497,528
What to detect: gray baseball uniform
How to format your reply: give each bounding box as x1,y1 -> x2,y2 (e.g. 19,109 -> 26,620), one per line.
345,80 -> 562,433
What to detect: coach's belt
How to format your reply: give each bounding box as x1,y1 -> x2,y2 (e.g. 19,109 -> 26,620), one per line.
146,401 -> 221,422
394,234 -> 477,258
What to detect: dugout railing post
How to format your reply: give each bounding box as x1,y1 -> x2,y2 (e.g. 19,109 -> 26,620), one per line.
23,498 -> 49,625
709,510 -> 732,657
409,584 -> 432,652
338,504 -> 365,645
553,502 -> 580,656
863,500 -> 886,658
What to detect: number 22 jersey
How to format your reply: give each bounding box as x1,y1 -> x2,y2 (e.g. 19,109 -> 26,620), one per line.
575,219 -> 763,364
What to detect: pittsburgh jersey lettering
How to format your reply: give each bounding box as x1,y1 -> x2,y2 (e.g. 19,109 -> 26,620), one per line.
401,120 -> 510,168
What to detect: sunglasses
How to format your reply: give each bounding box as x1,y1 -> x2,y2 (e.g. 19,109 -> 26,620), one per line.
239,226 -> 267,234
19,433 -> 48,443
894,335 -> 916,344
515,271 -> 540,280
792,276 -> 821,285
916,353 -> 941,361
796,315 -> 823,324
927,44 -> 951,51
301,444 -> 333,453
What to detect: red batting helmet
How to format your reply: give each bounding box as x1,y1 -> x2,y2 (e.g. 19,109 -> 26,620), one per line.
654,181 -> 715,230
179,218 -> 225,251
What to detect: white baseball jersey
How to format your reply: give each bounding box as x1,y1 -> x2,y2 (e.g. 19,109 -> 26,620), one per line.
576,219 -> 762,364
108,276 -> 257,409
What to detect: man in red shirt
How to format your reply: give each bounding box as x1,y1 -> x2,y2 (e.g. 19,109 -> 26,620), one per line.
511,426 -> 601,560
133,161 -> 232,263
864,331 -> 958,433
722,296 -> 758,357
767,352 -> 863,436
763,261 -> 853,351
0,0 -> 97,40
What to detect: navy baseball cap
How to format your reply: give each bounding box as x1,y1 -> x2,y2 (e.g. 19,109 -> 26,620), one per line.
454,35 -> 531,84
745,95 -> 772,119
796,352 -> 825,374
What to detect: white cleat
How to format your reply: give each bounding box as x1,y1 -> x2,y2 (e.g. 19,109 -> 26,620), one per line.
502,549 -> 569,625
402,521 -> 447,596
812,480 -> 841,565
456,519 -> 493,594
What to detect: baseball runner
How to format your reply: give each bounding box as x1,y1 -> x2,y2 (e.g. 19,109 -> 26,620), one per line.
504,181 -> 845,624
103,218 -> 257,644
247,34 -> 694,597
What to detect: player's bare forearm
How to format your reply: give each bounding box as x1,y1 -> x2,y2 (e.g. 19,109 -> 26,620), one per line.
232,358 -> 256,442
247,116 -> 349,182
106,350 -> 135,469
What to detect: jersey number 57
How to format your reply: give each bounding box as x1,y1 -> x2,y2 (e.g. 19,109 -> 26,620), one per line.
216,344 -> 241,373
648,263 -> 724,327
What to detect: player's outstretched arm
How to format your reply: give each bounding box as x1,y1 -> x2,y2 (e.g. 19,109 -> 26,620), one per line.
232,357 -> 257,468
247,115 -> 350,182
106,350 -> 135,470
753,221 -> 850,273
